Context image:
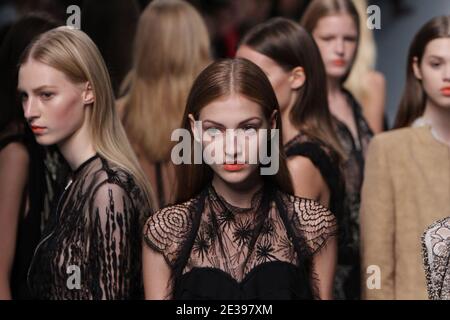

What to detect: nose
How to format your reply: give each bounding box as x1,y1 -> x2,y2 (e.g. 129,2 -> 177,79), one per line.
444,65 -> 450,82
224,129 -> 243,162
334,38 -> 345,56
23,97 -> 40,122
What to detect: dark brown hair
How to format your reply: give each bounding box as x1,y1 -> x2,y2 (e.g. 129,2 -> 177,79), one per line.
240,17 -> 345,160
394,15 -> 450,129
301,0 -> 360,83
176,58 -> 294,202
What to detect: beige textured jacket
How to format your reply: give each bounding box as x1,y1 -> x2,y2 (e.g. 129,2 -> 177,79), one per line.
360,126 -> 450,300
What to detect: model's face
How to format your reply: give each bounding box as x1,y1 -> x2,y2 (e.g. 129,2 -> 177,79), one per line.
18,59 -> 92,146
190,94 -> 275,186
414,38 -> 450,110
312,14 -> 358,80
236,46 -> 297,112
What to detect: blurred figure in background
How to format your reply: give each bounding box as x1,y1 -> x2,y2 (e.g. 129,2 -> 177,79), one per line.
302,0 -> 374,300
0,13 -> 64,300
344,0 -> 386,133
82,0 -> 140,97
118,0 -> 211,209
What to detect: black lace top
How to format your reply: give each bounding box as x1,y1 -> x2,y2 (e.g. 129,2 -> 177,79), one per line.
332,90 -> 373,299
422,217 -> 450,300
27,154 -> 151,300
144,183 -> 337,300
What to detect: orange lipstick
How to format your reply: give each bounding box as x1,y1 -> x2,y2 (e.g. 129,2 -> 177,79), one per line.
223,164 -> 245,172
30,125 -> 47,135
440,87 -> 450,97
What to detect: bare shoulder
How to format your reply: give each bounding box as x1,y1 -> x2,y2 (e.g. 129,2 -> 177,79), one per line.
287,155 -> 322,180
363,70 -> 386,90
0,142 -> 29,167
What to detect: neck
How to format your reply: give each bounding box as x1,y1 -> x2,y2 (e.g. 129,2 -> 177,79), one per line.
327,77 -> 342,98
58,116 -> 96,171
212,172 -> 264,208
281,103 -> 299,143
423,101 -> 450,146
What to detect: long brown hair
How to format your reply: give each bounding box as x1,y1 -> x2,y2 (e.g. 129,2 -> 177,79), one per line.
301,0 -> 360,83
176,58 -> 294,203
120,0 -> 211,162
240,17 -> 345,160
394,16 -> 450,129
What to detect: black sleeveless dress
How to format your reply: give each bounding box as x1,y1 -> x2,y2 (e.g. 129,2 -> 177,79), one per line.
144,183 -> 337,300
332,89 -> 373,300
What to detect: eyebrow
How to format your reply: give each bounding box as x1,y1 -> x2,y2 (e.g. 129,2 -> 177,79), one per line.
17,85 -> 58,93
202,117 -> 263,127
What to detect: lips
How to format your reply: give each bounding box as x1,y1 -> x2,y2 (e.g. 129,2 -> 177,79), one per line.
440,87 -> 450,96
223,164 -> 246,172
332,59 -> 346,67
30,125 -> 47,135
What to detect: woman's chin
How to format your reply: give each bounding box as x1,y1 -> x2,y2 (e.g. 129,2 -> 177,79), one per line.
215,166 -> 260,187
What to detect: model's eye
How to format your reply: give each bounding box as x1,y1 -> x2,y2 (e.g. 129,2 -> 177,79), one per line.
344,36 -> 357,43
320,36 -> 334,42
40,92 -> 54,100
205,127 -> 221,137
19,92 -> 28,102
430,61 -> 441,69
242,125 -> 258,135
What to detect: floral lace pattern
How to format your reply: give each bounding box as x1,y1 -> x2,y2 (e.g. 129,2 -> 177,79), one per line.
422,217 -> 450,300
27,155 -> 152,299
144,184 -> 337,286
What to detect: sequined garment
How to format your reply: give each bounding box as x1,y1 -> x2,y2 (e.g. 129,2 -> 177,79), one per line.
422,217 -> 450,300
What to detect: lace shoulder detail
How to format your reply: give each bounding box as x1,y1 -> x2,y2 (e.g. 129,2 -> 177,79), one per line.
143,197 -> 200,267
285,193 -> 338,255
422,217 -> 450,300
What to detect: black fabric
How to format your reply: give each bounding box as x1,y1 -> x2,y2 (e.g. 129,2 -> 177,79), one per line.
332,89 -> 373,300
144,183 -> 337,300
27,155 -> 151,299
173,261 -> 312,300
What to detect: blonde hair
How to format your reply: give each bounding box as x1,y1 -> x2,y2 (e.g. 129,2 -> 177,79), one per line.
344,0 -> 377,103
21,26 -> 154,208
120,0 -> 211,162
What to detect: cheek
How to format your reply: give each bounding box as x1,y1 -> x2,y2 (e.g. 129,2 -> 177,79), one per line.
421,68 -> 441,95
48,93 -> 84,131
345,42 -> 357,60
316,40 -> 330,59
270,75 -> 291,108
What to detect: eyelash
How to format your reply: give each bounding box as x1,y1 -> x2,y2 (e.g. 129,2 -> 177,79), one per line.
204,125 -> 259,135
40,92 -> 54,99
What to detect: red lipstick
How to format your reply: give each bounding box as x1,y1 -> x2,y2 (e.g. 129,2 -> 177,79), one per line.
440,87 -> 450,97
30,125 -> 47,135
332,59 -> 346,67
223,164 -> 245,172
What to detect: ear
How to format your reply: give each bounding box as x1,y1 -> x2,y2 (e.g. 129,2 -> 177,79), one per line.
289,66 -> 306,90
82,82 -> 95,105
188,113 -> 201,142
269,110 -> 278,130
412,57 -> 422,81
